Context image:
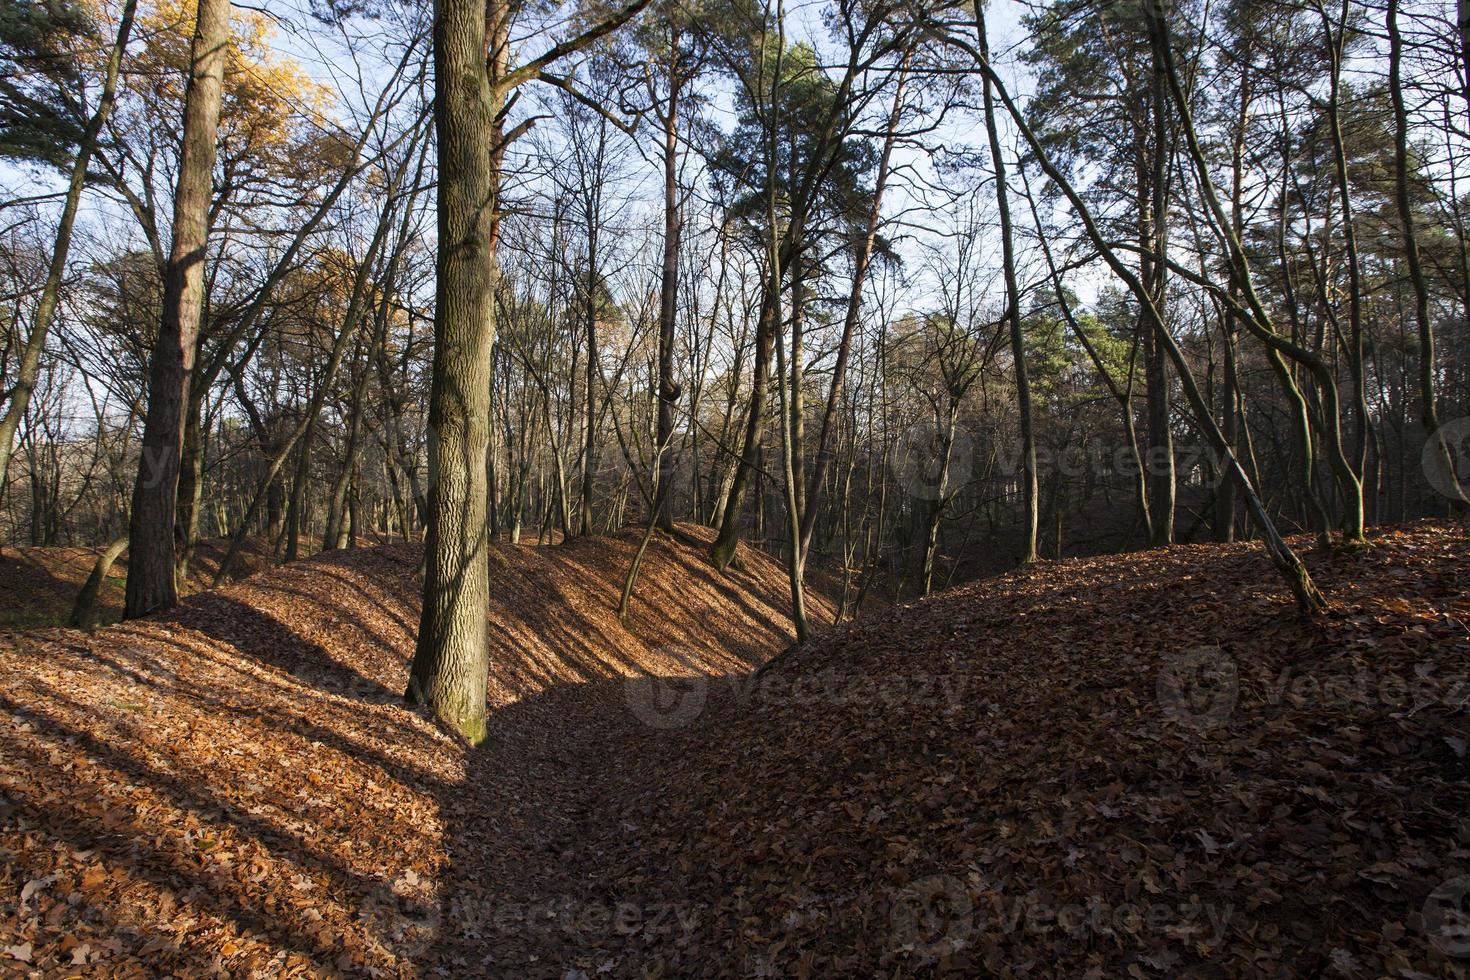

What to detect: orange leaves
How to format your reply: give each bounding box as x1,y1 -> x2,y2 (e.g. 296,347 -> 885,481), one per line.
3,520 -> 1468,974
0,523 -> 813,975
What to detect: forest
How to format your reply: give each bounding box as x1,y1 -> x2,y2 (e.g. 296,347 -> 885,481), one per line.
2,0 -> 1470,974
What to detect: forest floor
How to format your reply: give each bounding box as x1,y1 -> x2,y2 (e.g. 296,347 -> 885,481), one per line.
1,521 -> 1469,977
0,537 -> 273,630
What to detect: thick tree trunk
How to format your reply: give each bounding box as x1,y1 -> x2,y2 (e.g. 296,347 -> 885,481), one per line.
404,0 -> 500,743
124,0 -> 228,619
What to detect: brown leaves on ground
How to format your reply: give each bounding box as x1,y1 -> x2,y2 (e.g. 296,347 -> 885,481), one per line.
0,537 -> 272,630
2,521 -> 1469,978
0,526 -> 812,977
589,521 -> 1470,978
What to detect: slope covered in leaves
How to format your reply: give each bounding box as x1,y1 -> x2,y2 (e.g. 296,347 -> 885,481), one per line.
0,538 -> 272,630
4,520 -> 1467,977
581,521 -> 1470,977
0,525 -> 818,977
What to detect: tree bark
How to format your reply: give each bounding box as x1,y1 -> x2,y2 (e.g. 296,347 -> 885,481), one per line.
978,3 -> 1036,565
655,44 -> 684,532
406,0 -> 497,741
70,536 -> 130,629
124,0 -> 229,619
1144,45 -> 1175,547
1389,0 -> 1469,510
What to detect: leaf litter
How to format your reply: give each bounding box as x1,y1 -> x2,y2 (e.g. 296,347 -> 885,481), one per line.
1,521 -> 1468,977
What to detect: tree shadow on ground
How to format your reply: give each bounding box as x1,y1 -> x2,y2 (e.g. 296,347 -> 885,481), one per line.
423,671 -> 743,977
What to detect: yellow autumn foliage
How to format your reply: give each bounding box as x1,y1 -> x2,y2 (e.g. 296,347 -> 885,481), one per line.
116,0 -> 345,185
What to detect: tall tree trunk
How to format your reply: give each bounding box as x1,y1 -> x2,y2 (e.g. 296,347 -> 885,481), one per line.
581,211 -> 600,536
788,255 -> 806,541
1317,0 -> 1371,488
1216,71 -> 1252,544
920,404 -> 959,597
124,0 -> 228,619
1144,48 -> 1175,547
284,419 -> 314,562
1217,325 -> 1240,541
769,86 -> 810,639
1389,0 -> 1469,509
655,52 -> 684,532
978,4 -> 1036,564
405,0 -> 501,743
710,280 -> 777,571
